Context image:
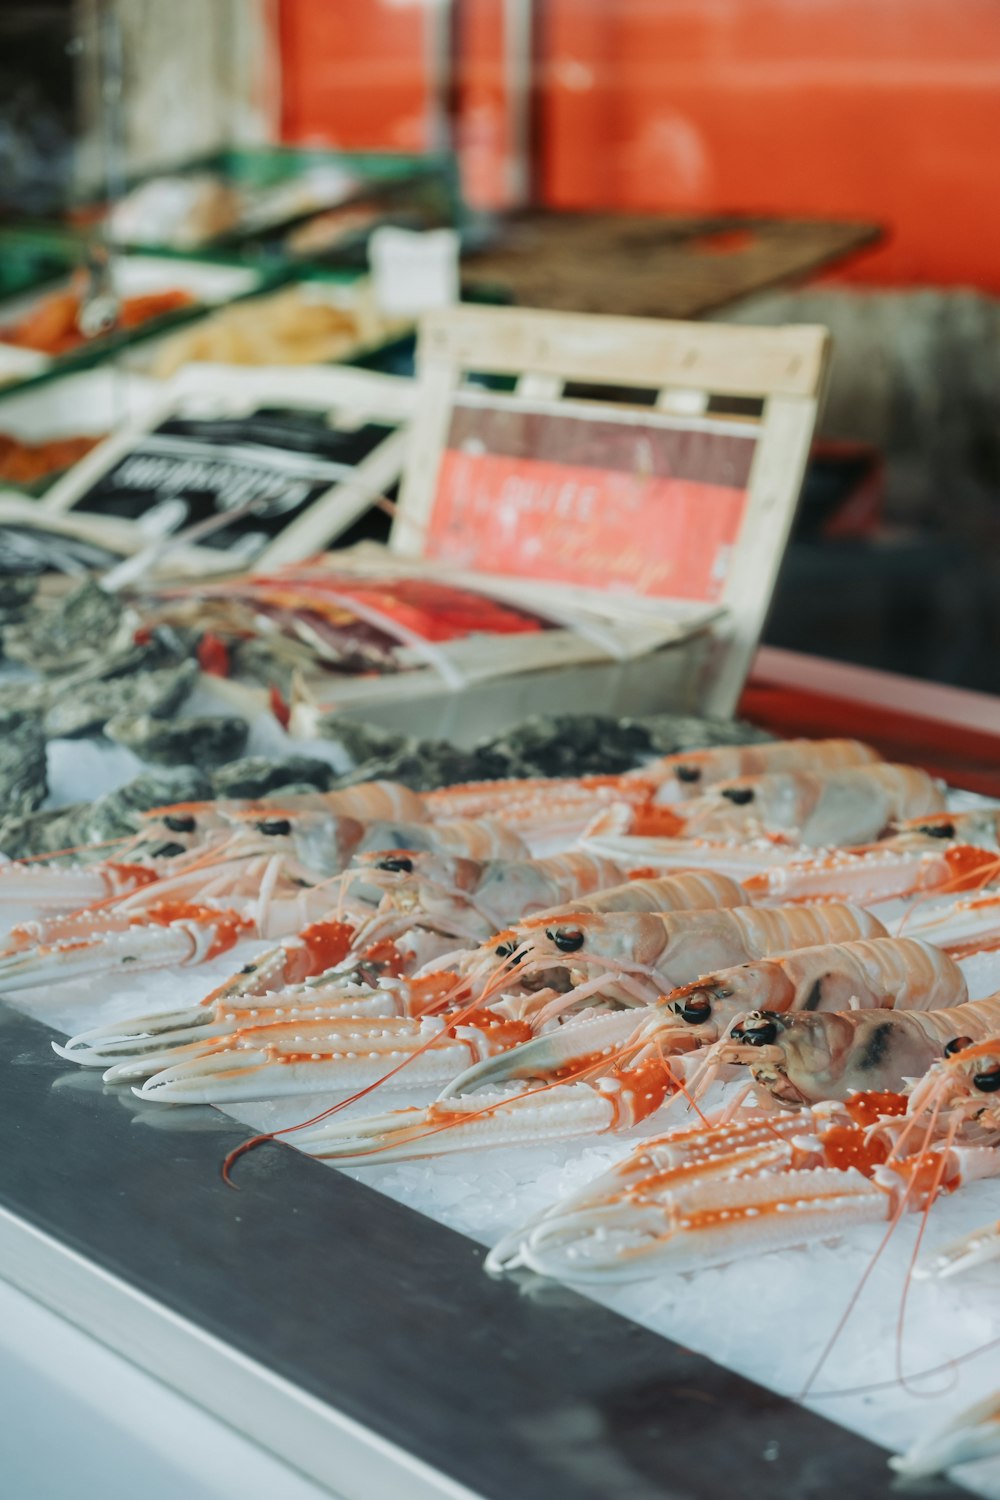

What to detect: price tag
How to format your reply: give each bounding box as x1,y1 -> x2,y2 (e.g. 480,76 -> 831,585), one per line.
369,227 -> 460,319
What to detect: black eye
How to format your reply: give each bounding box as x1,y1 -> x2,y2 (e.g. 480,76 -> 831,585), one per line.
676,764 -> 701,784
495,940 -> 521,961
918,821 -> 955,840
973,1064 -> 1000,1093
546,927 -> 585,953
163,813 -> 196,834
732,1016 -> 778,1046
721,786 -> 755,805
945,1036 -> 974,1057
676,993 -> 712,1024
378,855 -> 413,874
149,841 -> 186,860
257,818 -> 292,837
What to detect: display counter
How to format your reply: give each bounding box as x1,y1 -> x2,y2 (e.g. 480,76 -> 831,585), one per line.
1,651 -> 995,1500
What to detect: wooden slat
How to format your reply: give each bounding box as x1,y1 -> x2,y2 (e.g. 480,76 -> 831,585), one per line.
393,303 -> 829,718
703,392 -> 824,717
418,304 -> 829,398
462,211 -> 881,320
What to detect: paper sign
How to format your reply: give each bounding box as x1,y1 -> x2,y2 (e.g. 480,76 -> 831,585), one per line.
424,400 -> 757,603
62,405 -> 395,556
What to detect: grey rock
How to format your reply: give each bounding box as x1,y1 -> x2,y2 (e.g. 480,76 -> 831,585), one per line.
474,714 -> 655,779
4,579 -> 129,675
635,713 -> 774,757
44,660 -> 199,739
105,713 -> 249,768
307,715 -> 410,769
0,710 -> 47,819
0,574 -> 39,625
0,804 -> 85,861
63,627 -> 191,688
0,764 -> 214,860
333,742 -> 491,793
229,639 -> 299,699
84,765 -> 214,844
211,756 -> 335,799
0,678 -> 53,716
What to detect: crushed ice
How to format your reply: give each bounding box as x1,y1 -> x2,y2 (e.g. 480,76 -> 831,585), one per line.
3,779 -> 1000,1494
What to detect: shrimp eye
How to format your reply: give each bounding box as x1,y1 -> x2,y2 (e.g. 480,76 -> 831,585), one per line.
676,993 -> 712,1024
733,1017 -> 778,1046
163,813 -> 196,834
378,855 -> 413,874
257,818 -> 292,837
495,940 -> 520,961
546,927 -> 585,953
945,1036 -> 974,1057
720,786 -> 754,805
919,821 -> 955,840
973,1064 -> 1000,1093
676,764 -> 701,784
149,841 -> 186,860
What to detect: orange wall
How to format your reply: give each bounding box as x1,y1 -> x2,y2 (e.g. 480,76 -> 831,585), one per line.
541,0 -> 1000,288
279,0 -> 1000,289
280,0 -> 437,151
456,0 -> 523,208
279,0 -> 522,208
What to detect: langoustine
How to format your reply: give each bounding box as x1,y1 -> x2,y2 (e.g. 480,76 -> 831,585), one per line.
487,1024 -> 1000,1283
714,992 -> 1000,1107
421,738 -> 880,823
284,932 -> 979,1165
0,779 -> 433,912
0,809 -> 533,992
58,868 -> 750,1079
616,763 -> 945,848
86,895 -> 879,1106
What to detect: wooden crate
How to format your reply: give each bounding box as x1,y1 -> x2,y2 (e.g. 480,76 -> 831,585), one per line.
290,302 -> 829,731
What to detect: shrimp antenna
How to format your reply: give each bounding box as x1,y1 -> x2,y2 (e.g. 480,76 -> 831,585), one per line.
809,1332 -> 1000,1401
894,1111 -> 959,1396
797,1090 -> 946,1400
221,939 -> 528,1183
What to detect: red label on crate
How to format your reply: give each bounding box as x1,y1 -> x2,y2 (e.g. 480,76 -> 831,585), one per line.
424,404 -> 756,603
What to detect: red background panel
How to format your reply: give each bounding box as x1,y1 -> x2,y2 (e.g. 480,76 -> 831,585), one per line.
456,0 -> 518,207
278,0 -> 1000,288
540,0 -> 1000,289
428,450 -> 747,600
279,0 -> 436,151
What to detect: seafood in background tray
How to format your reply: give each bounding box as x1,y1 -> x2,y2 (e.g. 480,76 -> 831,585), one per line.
292,935 -> 972,1164
139,566 -> 554,698
59,870 -> 752,1089
103,712 -> 250,769
0,430 -> 103,486
0,275 -> 195,356
0,709 -> 47,820
487,1030 -> 1000,1282
145,283 -> 390,379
